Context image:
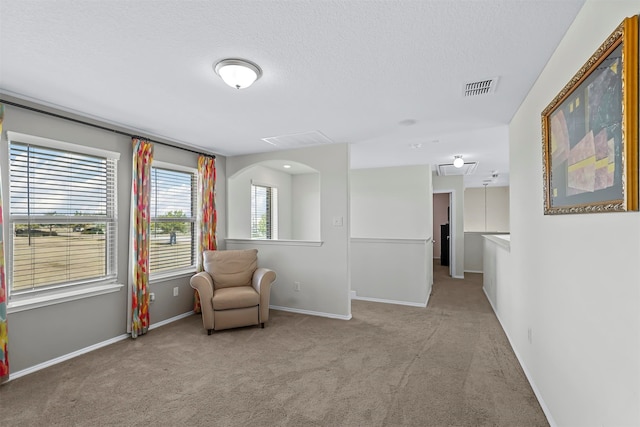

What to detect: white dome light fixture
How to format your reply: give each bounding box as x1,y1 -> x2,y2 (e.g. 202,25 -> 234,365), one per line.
214,58 -> 262,89
453,155 -> 464,168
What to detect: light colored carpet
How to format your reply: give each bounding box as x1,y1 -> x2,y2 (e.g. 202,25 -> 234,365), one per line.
0,264 -> 548,426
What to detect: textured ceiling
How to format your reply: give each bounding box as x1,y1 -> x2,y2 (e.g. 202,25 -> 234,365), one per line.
0,0 -> 585,187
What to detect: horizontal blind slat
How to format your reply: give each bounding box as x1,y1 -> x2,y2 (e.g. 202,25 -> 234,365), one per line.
149,166 -> 196,274
9,139 -> 117,294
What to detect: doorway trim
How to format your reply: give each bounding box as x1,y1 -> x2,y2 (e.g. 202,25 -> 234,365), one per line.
433,189 -> 458,278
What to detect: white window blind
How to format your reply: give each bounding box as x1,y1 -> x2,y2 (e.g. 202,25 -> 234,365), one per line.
251,184 -> 278,239
7,134 -> 118,295
149,166 -> 197,275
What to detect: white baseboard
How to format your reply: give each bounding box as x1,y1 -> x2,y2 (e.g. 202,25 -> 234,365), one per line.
482,288 -> 557,427
351,295 -> 428,308
270,305 -> 352,320
149,311 -> 194,330
452,274 -> 465,279
8,333 -> 129,381
464,269 -> 483,274
8,310 -> 194,382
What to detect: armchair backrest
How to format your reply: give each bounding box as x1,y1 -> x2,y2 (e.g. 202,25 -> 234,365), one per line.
203,249 -> 258,290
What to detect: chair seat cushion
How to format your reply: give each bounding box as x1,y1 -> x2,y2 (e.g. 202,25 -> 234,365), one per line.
212,286 -> 259,310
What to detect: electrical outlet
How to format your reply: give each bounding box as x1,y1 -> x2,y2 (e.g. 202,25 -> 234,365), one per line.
173,287 -> 179,297
149,292 -> 155,302
294,281 -> 301,291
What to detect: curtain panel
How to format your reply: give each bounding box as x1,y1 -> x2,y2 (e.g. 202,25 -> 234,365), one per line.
129,138 -> 153,338
194,155 -> 217,312
0,104 -> 9,381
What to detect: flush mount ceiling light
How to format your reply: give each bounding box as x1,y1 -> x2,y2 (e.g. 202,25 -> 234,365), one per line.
453,155 -> 464,168
214,58 -> 262,89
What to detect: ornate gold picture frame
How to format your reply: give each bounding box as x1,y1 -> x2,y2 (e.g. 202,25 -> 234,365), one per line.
542,16 -> 638,214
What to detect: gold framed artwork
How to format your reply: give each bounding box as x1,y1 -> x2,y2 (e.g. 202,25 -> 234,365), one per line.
542,16 -> 638,214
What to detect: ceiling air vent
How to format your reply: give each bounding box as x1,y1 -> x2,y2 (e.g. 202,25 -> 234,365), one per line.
262,130 -> 334,148
437,162 -> 479,176
463,77 -> 499,97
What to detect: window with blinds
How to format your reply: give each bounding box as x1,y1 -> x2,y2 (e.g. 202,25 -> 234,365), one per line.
149,165 -> 197,275
251,184 -> 278,239
7,133 -> 119,295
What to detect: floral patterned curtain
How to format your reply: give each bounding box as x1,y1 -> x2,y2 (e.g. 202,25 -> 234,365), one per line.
0,104 -> 9,381
129,138 -> 153,338
194,155 -> 217,312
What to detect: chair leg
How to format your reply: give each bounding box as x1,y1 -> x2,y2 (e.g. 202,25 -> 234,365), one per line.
207,329 -> 213,335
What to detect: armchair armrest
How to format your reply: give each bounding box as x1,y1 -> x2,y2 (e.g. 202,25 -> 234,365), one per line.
190,271 -> 214,302
190,271 -> 215,332
252,268 -> 276,324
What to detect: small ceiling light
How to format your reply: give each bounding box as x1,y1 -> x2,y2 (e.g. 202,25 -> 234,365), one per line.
283,164 -> 292,169
453,155 -> 464,168
214,58 -> 262,89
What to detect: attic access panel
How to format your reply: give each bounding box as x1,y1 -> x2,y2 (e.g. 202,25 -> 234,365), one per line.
437,162 -> 479,176
261,130 -> 334,148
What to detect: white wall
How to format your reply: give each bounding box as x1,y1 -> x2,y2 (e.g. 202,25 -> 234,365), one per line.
464,186 -> 509,232
432,174 -> 464,278
351,165 -> 432,239
351,238 -> 432,306
508,3 -> 639,426
464,186 -> 509,273
482,235 -> 511,322
292,173 -> 321,240
226,144 -> 350,319
350,165 -> 433,306
465,231 -> 509,273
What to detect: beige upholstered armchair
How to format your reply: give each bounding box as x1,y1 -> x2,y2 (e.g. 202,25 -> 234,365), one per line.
190,249 -> 276,335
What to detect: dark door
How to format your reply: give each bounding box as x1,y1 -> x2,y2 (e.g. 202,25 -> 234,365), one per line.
440,224 -> 450,266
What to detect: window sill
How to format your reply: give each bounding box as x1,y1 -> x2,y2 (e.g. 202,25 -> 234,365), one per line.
7,283 -> 124,314
226,239 -> 323,247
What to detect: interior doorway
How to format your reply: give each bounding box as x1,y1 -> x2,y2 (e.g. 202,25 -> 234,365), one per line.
433,192 -> 452,277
